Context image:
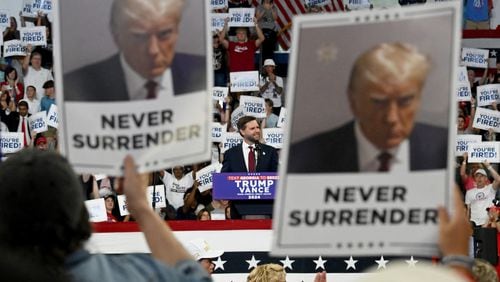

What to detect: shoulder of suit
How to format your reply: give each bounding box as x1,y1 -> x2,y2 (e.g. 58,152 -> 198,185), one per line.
291,121 -> 354,149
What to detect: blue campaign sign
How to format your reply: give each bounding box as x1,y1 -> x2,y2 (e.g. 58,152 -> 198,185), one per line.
213,172 -> 278,200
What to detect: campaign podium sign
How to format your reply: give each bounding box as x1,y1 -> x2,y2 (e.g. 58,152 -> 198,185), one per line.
213,172 -> 278,200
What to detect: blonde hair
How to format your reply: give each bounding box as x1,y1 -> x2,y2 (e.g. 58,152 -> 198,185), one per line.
348,42 -> 431,94
472,258 -> 499,282
247,264 -> 286,282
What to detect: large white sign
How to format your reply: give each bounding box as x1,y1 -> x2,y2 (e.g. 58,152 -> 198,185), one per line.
0,132 -> 24,154
230,71 -> 260,92
477,84 -> 500,107
263,128 -> 284,149
273,3 -> 460,257
221,132 -> 243,153
461,47 -> 489,69
3,40 -> 27,57
55,0 -> 212,175
85,198 -> 107,222
196,163 -> 223,193
240,95 -> 266,118
20,26 -> 47,47
455,134 -> 482,156
228,8 -> 255,27
468,142 -> 500,163
473,107 -> 500,132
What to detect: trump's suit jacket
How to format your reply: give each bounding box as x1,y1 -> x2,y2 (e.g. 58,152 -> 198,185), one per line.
63,53 -> 206,101
288,121 -> 448,173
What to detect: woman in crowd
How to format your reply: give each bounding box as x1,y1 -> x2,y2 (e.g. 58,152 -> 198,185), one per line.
0,66 -> 24,104
197,209 -> 212,221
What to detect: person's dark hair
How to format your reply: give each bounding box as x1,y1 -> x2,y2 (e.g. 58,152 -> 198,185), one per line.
1,91 -> 11,105
4,66 -> 17,81
0,150 -> 91,275
27,85 -> 37,93
237,116 -> 257,131
18,100 -> 29,109
264,98 -> 274,108
196,208 -> 211,220
43,80 -> 54,89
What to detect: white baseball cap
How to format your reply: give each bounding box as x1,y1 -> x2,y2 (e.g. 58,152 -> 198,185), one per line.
263,59 -> 276,67
186,239 -> 224,260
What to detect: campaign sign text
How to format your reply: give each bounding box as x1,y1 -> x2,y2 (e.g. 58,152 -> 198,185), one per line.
230,106 -> 245,130
147,185 -> 167,208
3,40 -> 27,57
20,26 -> 47,46
46,104 -> 59,128
240,95 -> 266,118
477,84 -> 500,107
213,172 -> 278,200
22,0 -> 36,17
84,198 -> 107,222
221,132 -> 243,153
277,107 -> 286,128
0,10 -> 10,28
461,47 -> 489,68
473,107 -> 500,132
306,0 -> 330,7
229,8 -> 255,27
212,13 -> 229,32
212,86 -> 229,100
196,163 -> 223,193
211,122 -> 225,143
455,134 -> 482,156
0,132 -> 24,154
263,128 -> 284,149
29,111 -> 48,133
230,71 -> 260,92
211,0 -> 228,10
456,66 -> 471,102
468,142 -> 500,163
117,195 -> 130,216
344,0 -> 372,9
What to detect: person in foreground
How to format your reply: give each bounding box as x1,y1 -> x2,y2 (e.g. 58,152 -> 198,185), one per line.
0,150 -> 211,282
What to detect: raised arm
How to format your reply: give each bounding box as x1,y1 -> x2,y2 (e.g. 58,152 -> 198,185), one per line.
219,17 -> 230,49
22,45 -> 33,75
483,160 -> 500,189
122,156 -> 193,265
254,18 -> 265,48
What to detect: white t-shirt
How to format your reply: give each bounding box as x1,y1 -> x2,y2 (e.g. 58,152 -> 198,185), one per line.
161,171 -> 194,210
24,66 -> 53,100
259,75 -> 283,107
465,184 -> 496,225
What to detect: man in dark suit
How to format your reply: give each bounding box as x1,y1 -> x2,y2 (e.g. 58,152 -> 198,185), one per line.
63,0 -> 206,101
221,116 -> 279,218
288,42 -> 448,173
0,101 -> 32,146
222,116 -> 279,173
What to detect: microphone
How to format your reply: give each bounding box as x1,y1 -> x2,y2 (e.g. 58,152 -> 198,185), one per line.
254,141 -> 261,152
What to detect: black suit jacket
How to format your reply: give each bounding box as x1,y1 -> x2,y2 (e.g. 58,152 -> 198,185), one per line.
221,143 -> 279,173
63,53 -> 206,101
0,109 -> 31,134
288,121 -> 448,173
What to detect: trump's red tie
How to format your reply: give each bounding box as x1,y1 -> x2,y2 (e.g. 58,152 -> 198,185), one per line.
145,80 -> 158,99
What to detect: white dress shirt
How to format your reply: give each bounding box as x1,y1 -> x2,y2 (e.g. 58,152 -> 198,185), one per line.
120,54 -> 174,100
354,122 -> 409,173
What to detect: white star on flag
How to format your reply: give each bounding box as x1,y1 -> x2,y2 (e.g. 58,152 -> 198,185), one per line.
280,256 -> 295,270
313,256 -> 327,270
246,255 -> 261,270
344,256 -> 358,270
375,256 -> 389,269
491,50 -> 497,57
213,256 -> 226,271
406,256 -> 418,267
